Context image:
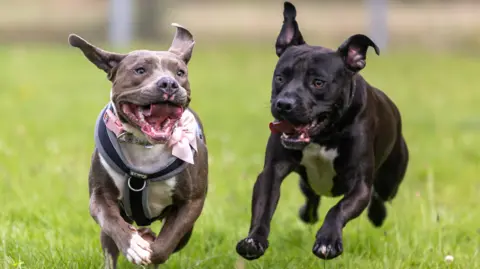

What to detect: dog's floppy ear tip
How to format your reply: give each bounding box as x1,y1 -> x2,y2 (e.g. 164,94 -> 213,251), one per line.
171,22 -> 194,40
283,1 -> 297,18
359,34 -> 381,55
340,34 -> 381,56
171,22 -> 189,33
373,45 -> 381,56
171,22 -> 184,29
68,34 -> 85,48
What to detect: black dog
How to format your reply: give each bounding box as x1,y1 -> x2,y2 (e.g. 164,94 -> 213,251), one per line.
236,1 -> 409,261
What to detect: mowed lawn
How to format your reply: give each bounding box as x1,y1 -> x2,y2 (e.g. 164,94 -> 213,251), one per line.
0,43 -> 479,269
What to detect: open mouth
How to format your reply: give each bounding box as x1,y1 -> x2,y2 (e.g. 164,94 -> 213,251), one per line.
120,102 -> 184,143
269,117 -> 327,149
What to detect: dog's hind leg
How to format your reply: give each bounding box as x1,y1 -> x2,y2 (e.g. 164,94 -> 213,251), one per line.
368,136 -> 409,227
100,231 -> 119,269
367,192 -> 387,227
297,169 -> 320,224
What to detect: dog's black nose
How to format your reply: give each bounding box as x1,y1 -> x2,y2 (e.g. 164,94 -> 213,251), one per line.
157,77 -> 179,94
275,98 -> 295,114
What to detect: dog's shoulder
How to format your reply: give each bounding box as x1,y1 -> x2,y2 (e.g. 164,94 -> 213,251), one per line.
88,149 -> 122,197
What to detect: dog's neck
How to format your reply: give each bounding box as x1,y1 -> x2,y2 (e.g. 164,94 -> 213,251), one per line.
119,140 -> 171,172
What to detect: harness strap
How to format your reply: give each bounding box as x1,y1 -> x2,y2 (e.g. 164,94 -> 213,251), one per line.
126,159 -> 184,226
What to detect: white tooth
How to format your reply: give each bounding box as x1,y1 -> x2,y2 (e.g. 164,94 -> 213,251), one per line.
135,109 -> 145,121
300,133 -> 305,139
162,118 -> 170,129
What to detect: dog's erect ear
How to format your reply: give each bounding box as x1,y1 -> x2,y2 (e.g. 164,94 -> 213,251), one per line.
275,1 -> 305,57
337,34 -> 380,72
68,34 -> 126,75
168,23 -> 195,64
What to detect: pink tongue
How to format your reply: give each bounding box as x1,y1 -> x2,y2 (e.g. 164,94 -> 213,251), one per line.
149,104 -> 183,119
269,120 -> 296,134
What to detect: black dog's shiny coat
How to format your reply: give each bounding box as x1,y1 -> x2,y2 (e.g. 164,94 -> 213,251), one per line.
236,2 -> 409,260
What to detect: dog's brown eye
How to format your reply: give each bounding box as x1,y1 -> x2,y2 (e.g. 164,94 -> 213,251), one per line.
313,79 -> 325,89
275,75 -> 284,84
176,70 -> 185,77
134,67 -> 146,75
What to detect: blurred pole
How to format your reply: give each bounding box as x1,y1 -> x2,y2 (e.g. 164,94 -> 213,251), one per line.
137,0 -> 161,42
108,0 -> 132,48
367,0 -> 388,51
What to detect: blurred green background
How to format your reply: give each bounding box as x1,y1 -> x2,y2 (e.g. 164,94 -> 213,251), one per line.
0,1 -> 479,268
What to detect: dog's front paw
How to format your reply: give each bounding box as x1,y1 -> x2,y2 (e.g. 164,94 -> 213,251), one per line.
299,204 -> 319,224
125,232 -> 152,265
312,228 -> 343,260
137,227 -> 157,243
236,237 -> 269,260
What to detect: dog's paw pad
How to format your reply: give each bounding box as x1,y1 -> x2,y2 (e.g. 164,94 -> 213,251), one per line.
126,233 -> 152,265
236,237 -> 268,260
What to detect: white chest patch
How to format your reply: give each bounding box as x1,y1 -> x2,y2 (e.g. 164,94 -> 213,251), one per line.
145,177 -> 176,218
300,143 -> 338,196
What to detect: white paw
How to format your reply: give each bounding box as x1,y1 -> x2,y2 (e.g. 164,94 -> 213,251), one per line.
126,232 -> 152,265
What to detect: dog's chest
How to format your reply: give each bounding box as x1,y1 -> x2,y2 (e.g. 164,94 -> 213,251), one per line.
99,144 -> 177,219
300,143 -> 338,196
144,178 -> 177,218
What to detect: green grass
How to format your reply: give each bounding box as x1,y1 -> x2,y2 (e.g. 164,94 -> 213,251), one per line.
0,43 -> 479,269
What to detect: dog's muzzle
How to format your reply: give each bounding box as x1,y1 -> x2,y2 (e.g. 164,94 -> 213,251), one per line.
269,118 -> 326,150
120,102 -> 184,144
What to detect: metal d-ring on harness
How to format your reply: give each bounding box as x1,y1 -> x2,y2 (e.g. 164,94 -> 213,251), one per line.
127,177 -> 147,192
93,103 -> 198,226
